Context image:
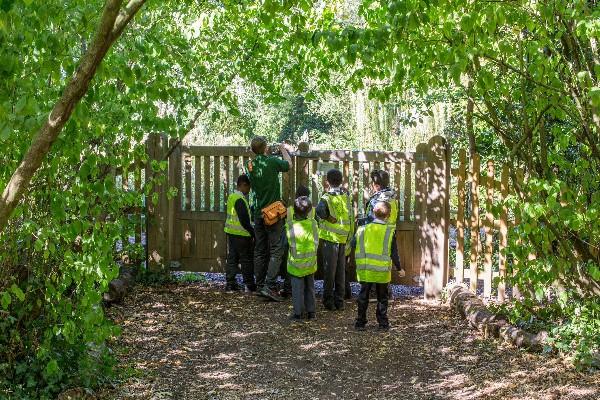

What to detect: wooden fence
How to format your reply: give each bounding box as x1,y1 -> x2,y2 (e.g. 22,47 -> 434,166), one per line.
145,134 -> 452,299
450,149 -> 521,301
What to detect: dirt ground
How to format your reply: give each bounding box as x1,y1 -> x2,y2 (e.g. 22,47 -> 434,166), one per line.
101,282 -> 599,400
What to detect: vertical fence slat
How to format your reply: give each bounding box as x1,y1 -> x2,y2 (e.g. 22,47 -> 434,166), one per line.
184,154 -> 192,211
194,156 -> 201,211
362,162 -> 370,207
469,153 -> 481,293
498,164 -> 509,302
213,156 -> 220,212
343,160 -> 350,191
404,162 -> 412,222
353,161 -> 360,217
223,156 -> 230,205
394,161 -> 401,221
203,156 -> 210,212
233,155 -> 240,181
456,149 -> 466,283
483,160 -> 494,298
310,159 -> 318,206
513,169 -> 524,299
172,144 -> 182,260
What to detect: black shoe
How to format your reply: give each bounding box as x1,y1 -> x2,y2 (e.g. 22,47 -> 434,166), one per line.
245,284 -> 257,293
378,324 -> 390,331
225,283 -> 241,292
260,287 -> 283,302
335,304 -> 345,311
288,313 -> 303,322
307,312 -> 316,320
354,322 -> 366,331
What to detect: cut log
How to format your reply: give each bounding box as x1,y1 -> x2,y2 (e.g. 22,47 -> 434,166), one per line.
103,265 -> 137,305
448,284 -> 547,349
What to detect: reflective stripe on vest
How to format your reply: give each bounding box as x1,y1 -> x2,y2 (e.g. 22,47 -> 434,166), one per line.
223,191 -> 251,237
286,218 -> 319,277
355,223 -> 394,283
319,193 -> 353,243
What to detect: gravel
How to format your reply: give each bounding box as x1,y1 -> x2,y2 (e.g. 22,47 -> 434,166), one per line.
172,271 -> 424,299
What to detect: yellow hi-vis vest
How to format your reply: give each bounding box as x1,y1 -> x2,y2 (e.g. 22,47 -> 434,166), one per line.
355,222 -> 394,283
388,199 -> 399,230
287,205 -> 315,221
286,217 -> 319,277
223,191 -> 251,237
318,192 -> 353,244
368,190 -> 399,231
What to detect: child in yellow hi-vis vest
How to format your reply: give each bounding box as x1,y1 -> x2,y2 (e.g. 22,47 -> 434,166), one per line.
223,175 -> 256,292
286,196 -> 318,321
316,169 -> 353,310
351,201 -> 394,331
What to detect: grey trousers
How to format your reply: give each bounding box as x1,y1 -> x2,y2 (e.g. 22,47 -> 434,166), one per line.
254,217 -> 285,291
321,240 -> 346,308
290,274 -> 316,316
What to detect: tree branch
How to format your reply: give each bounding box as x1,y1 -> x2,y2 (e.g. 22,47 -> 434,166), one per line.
0,0 -> 147,232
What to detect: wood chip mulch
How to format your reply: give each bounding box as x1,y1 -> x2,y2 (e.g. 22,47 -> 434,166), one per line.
99,283 -> 599,400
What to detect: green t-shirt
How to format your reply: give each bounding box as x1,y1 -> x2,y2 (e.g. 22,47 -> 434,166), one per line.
246,154 -> 290,218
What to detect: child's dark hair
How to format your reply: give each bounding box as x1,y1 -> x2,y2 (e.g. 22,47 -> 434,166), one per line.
293,196 -> 312,219
295,185 -> 310,198
326,168 -> 343,187
371,169 -> 390,188
373,201 -> 391,221
237,174 -> 251,186
250,136 -> 267,155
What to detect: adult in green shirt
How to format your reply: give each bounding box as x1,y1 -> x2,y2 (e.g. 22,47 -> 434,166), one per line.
246,136 -> 292,301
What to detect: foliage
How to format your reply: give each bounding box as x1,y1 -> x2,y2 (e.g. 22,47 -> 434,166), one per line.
291,0 -> 600,365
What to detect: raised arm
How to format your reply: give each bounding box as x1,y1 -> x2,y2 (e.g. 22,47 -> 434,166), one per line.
279,143 -> 293,170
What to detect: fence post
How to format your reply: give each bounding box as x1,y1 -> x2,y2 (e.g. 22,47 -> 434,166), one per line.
168,138 -> 182,263
423,135 -> 449,300
483,160 -> 495,298
456,149 -> 467,283
146,133 -> 169,273
415,142 -> 428,289
469,153 -> 481,293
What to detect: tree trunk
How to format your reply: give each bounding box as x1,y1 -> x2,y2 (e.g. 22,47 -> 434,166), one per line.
0,0 -> 147,233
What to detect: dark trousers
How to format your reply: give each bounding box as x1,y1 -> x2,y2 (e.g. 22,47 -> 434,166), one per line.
356,282 -> 389,327
254,217 -> 285,291
278,233 -> 292,294
290,274 -> 316,316
322,240 -> 346,308
225,234 -> 255,286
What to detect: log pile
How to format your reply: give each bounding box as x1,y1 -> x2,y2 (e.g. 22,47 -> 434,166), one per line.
448,284 -> 548,350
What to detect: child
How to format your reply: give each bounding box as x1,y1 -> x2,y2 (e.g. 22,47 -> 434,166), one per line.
223,175 -> 256,292
358,169 -> 402,275
279,185 -> 313,299
286,196 -> 318,321
316,169 -> 353,310
353,201 -> 395,330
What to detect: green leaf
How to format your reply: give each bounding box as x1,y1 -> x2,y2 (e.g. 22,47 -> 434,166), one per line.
1,291 -> 11,309
10,284 -> 25,302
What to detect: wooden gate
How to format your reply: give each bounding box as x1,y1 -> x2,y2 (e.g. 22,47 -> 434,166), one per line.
147,135 -> 450,299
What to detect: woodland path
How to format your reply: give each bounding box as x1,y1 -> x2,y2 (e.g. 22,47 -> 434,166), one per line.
101,282 -> 599,400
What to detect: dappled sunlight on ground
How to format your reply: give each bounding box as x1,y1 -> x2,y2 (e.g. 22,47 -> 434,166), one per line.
102,283 -> 599,400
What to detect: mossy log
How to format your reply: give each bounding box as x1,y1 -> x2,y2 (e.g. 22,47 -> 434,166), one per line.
103,265 -> 137,305
448,285 -> 548,350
